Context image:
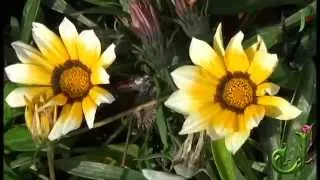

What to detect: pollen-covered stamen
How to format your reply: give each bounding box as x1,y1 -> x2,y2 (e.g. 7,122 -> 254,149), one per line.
59,66 -> 90,99
222,78 -> 254,110
52,60 -> 91,99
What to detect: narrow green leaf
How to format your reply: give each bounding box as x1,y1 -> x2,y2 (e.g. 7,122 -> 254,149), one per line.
10,156 -> 33,169
20,0 -> 41,43
10,17 -> 20,41
119,0 -> 130,13
4,82 -> 24,128
70,7 -> 128,17
211,139 -> 236,180
84,0 -> 120,7
55,160 -> 146,180
156,105 -> 168,149
142,169 -> 185,180
234,149 -> 257,180
43,0 -> 97,27
4,126 -> 36,151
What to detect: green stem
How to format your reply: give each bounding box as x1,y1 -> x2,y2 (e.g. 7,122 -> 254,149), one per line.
211,139 -> 236,180
47,142 -> 56,180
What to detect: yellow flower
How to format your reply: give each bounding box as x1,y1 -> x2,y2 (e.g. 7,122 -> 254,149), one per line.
24,93 -> 57,143
164,23 -> 302,154
5,17 -> 116,140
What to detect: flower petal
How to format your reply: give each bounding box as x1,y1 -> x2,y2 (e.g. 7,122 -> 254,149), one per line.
82,96 -> 97,129
5,64 -> 51,85
59,17 -> 79,60
32,22 -> 69,65
164,90 -> 214,115
244,104 -> 265,130
257,96 -> 302,120
179,114 -> 208,134
213,23 -> 225,57
189,37 -> 226,78
38,93 -> 68,111
225,31 -> 249,72
77,30 -> 101,69
244,35 -> 267,62
24,97 -> 34,132
171,65 -> 217,94
89,86 -> 115,106
11,41 -> 54,71
256,82 -> 280,96
5,87 -> 52,107
212,109 -> 235,135
247,51 -> 278,84
225,131 -> 250,154
48,104 -> 71,140
62,101 -> 83,135
98,43 -> 116,68
91,67 -> 110,85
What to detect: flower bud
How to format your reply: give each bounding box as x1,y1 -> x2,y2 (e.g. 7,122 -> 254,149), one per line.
24,93 -> 57,144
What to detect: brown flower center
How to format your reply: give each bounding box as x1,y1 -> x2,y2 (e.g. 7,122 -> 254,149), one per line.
52,60 -> 91,99
216,72 -> 256,112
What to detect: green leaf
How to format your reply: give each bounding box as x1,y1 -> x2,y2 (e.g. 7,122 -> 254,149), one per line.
10,156 -> 33,169
55,160 -> 146,180
119,0 -> 130,13
243,1 -> 316,49
211,139 -> 236,180
20,0 -> 41,43
4,82 -> 24,128
233,149 -> 257,180
43,0 -> 97,27
10,17 -> 20,41
155,105 -> 168,150
142,169 -> 185,180
207,0 -> 305,14
84,0 -> 120,7
4,126 -> 36,152
70,7 -> 128,17
297,163 -> 316,180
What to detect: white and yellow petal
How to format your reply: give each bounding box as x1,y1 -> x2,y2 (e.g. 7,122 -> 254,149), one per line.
77,30 -> 101,69
32,22 -> 69,65
98,43 -> 116,68
213,22 -> 225,57
38,94 -> 68,111
90,67 -> 110,85
82,96 -> 97,129
225,31 -> 249,73
244,104 -> 265,130
5,64 -> 51,85
257,96 -> 302,120
170,65 -> 217,93
189,38 -> 226,78
11,41 -> 54,71
48,104 -> 71,140
256,82 -> 280,96
244,35 -> 267,62
247,51 -> 278,84
59,17 -> 79,60
62,101 -> 83,135
89,86 -> 115,105
6,87 -> 52,107
179,114 -> 208,135
164,90 -> 214,115
225,131 -> 250,154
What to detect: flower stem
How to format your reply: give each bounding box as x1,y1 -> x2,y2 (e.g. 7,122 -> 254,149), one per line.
211,139 -> 236,180
47,142 -> 56,180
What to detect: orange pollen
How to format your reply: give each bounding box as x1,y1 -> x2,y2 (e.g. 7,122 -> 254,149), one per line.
222,78 -> 254,110
58,66 -> 90,99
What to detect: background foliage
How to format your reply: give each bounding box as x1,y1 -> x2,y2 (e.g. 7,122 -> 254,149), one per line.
4,0 -> 316,179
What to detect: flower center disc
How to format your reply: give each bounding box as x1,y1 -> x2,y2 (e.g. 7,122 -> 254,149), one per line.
57,63 -> 91,99
222,78 -> 254,110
